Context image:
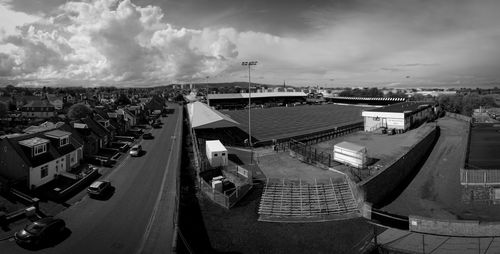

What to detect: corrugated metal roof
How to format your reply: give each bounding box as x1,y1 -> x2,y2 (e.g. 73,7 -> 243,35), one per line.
207,92 -> 307,100
334,141 -> 366,152
187,101 -> 239,129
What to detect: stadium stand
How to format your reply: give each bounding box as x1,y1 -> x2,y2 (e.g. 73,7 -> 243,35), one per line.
258,178 -> 359,221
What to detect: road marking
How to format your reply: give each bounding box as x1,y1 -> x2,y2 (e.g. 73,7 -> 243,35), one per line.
136,110 -> 181,254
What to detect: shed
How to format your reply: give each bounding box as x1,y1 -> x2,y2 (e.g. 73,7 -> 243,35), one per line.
205,140 -> 228,167
333,141 -> 367,169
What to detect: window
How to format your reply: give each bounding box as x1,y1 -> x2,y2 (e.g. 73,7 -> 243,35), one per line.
33,144 -> 46,156
214,154 -> 218,157
222,153 -> 226,156
41,165 -> 48,178
60,137 -> 69,146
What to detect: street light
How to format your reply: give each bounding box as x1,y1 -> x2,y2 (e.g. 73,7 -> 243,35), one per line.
242,61 -> 257,165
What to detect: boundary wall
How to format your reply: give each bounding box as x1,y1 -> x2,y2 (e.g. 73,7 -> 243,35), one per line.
358,124 -> 439,206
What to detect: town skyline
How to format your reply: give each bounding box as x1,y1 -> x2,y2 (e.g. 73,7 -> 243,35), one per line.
1,0 -> 500,88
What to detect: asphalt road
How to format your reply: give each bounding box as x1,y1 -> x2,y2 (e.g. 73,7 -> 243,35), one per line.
0,104 -> 183,254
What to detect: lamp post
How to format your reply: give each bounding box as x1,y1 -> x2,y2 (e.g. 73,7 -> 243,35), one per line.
242,61 -> 257,165
205,76 -> 210,106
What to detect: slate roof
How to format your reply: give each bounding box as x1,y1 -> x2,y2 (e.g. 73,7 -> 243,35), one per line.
6,128 -> 82,168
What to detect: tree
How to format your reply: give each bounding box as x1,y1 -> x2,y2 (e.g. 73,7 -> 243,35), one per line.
0,101 -> 7,118
115,94 -> 131,106
67,103 -> 92,120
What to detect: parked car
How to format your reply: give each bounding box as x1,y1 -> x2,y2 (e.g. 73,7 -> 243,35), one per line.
152,123 -> 161,129
15,217 -> 66,246
129,144 -> 142,157
142,133 -> 153,139
87,181 -> 112,198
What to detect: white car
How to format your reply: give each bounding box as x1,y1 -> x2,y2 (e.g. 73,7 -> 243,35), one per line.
129,145 -> 142,157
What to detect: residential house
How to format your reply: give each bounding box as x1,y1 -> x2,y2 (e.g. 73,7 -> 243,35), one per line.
46,94 -> 63,110
21,100 -> 56,118
15,96 -> 41,110
65,93 -> 76,104
23,121 -> 65,134
93,109 -> 116,140
0,129 -> 83,189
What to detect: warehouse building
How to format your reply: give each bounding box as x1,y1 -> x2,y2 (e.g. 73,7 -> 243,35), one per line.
362,102 -> 434,132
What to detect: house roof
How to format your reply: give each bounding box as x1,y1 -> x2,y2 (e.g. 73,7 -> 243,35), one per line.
46,94 -> 62,102
18,137 -> 50,147
23,122 -> 65,134
187,101 -> 239,129
81,117 -> 110,138
22,100 -> 55,109
44,130 -> 71,138
6,127 -> 82,168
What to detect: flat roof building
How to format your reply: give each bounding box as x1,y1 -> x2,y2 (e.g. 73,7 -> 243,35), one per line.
362,102 -> 434,132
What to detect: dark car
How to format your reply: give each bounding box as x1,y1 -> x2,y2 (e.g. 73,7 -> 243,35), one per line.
87,181 -> 112,197
152,123 -> 161,129
15,217 -> 66,246
142,132 -> 154,139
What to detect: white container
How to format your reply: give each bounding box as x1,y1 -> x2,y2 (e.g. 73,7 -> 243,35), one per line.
333,141 -> 367,169
212,180 -> 223,192
205,140 -> 228,167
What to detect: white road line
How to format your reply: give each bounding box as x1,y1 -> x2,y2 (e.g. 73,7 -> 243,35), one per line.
136,110 -> 181,254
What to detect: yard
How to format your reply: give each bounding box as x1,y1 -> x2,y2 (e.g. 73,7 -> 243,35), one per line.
223,104 -> 372,142
380,117 -> 500,221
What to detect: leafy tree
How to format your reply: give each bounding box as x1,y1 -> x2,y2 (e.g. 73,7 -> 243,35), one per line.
115,94 -> 131,106
0,101 -> 7,117
67,103 -> 92,120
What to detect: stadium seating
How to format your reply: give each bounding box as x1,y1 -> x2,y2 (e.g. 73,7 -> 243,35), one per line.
258,178 -> 358,221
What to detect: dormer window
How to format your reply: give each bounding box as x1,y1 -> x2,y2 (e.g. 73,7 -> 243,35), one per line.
34,144 -> 47,156
19,137 -> 50,157
44,130 -> 71,147
60,137 -> 69,146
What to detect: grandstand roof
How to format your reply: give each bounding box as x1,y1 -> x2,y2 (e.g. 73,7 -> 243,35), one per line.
187,101 -> 239,129
208,92 -> 307,100
366,101 -> 431,113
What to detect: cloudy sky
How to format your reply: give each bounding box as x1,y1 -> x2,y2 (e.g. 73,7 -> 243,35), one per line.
1,0 -> 500,87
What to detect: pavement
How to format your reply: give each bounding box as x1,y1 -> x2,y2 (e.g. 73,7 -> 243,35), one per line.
0,104 -> 183,254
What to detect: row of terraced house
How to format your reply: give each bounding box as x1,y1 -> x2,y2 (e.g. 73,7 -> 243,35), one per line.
0,94 -> 168,191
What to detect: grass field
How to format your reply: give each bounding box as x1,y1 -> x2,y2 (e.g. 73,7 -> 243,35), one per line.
468,123 -> 500,169
223,104 -> 372,142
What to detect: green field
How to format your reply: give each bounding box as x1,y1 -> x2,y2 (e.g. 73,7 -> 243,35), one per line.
223,104 -> 373,142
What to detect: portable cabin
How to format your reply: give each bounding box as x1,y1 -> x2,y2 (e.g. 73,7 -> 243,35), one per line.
333,141 -> 367,169
205,140 -> 228,167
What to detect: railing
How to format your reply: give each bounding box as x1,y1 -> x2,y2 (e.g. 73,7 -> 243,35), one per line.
253,121 -> 364,147
460,168 -> 500,185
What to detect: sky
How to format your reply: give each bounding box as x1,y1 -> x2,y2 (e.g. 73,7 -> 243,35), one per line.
0,0 -> 500,88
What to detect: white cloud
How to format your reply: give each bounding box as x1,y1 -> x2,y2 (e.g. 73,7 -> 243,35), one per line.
0,0 -> 240,84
